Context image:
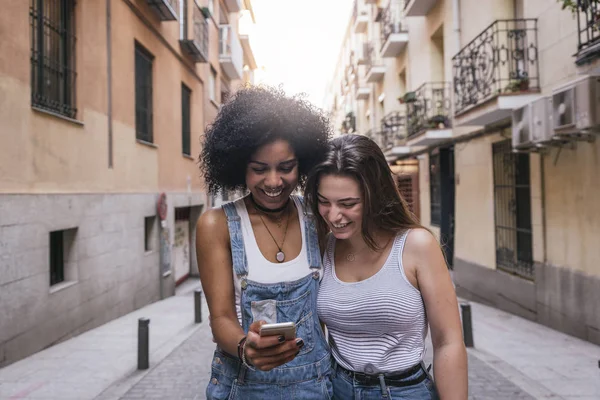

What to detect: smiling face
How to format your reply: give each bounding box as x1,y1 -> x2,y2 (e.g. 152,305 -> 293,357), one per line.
245,139 -> 299,210
317,174 -> 364,241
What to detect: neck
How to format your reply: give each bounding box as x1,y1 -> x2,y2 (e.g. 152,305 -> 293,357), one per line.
343,230 -> 390,253
248,194 -> 290,214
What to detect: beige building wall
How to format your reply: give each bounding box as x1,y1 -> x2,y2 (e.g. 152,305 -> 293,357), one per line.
0,0 -> 257,367
327,0 -> 600,344
543,141 -> 600,277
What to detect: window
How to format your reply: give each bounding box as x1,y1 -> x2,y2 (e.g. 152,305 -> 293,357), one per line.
30,0 -> 77,119
220,79 -> 230,105
144,216 -> 156,252
50,231 -> 64,285
135,43 -> 154,143
429,152 -> 441,226
181,84 -> 191,156
49,228 -> 78,287
493,140 -> 533,279
209,67 -> 217,102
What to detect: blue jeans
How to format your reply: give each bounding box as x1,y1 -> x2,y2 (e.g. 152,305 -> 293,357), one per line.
208,349 -> 333,400
332,362 -> 439,400
206,198 -> 332,400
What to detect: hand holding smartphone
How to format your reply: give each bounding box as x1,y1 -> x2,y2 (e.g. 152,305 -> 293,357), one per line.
259,322 -> 296,340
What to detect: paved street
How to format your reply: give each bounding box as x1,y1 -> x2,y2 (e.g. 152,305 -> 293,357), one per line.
112,323 -> 537,400
1,278 -> 599,400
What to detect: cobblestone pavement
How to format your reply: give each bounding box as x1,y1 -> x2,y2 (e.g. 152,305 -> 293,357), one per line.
116,328 -> 536,400
117,319 -> 213,400
467,354 -> 535,400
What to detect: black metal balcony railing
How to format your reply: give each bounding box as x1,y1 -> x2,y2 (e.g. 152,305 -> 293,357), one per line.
364,43 -> 384,73
380,111 -> 406,148
181,3 -> 209,63
405,82 -> 452,138
576,1 -> 600,64
452,19 -> 539,115
380,0 -> 406,47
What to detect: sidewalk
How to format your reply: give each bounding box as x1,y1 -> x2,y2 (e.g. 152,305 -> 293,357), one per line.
0,279 -> 207,400
1,279 -> 599,399
465,301 -> 600,399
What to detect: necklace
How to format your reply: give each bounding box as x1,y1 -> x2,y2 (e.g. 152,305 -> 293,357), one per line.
345,244 -> 369,262
345,236 -> 393,262
256,204 -> 290,263
249,195 -> 289,227
249,194 -> 289,213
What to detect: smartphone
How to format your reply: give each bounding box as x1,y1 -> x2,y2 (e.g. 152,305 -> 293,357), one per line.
259,322 -> 296,340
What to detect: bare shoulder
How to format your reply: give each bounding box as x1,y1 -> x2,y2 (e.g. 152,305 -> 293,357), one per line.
404,228 -> 440,256
196,207 -> 229,242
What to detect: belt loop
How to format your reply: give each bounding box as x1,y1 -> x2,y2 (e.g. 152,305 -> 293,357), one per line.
378,374 -> 389,398
237,363 -> 247,384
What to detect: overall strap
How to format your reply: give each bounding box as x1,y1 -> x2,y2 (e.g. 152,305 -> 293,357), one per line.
296,195 -> 322,270
222,201 -> 249,277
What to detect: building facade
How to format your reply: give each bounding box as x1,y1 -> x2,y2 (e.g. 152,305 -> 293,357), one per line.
0,0 -> 257,367
326,0 -> 600,345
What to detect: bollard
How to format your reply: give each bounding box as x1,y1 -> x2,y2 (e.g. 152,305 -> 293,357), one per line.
138,317 -> 150,370
460,303 -> 474,348
194,289 -> 203,323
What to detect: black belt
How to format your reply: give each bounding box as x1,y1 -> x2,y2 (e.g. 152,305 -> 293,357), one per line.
337,363 -> 426,387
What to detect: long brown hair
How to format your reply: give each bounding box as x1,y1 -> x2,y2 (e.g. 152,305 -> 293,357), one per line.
305,134 -> 422,250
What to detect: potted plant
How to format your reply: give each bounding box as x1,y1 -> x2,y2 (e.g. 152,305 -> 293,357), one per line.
505,77 -> 529,93
200,6 -> 211,18
518,77 -> 530,91
428,114 -> 449,129
403,91 -> 417,103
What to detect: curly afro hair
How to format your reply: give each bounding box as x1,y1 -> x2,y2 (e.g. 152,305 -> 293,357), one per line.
199,85 -> 331,194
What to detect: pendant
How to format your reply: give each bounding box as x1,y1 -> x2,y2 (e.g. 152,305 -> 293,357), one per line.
276,251 -> 285,263
346,253 -> 355,262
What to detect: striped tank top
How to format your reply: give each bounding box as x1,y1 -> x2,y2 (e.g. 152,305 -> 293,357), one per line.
317,231 -> 428,374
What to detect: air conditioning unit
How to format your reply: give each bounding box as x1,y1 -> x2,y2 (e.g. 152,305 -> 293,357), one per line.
530,96 -> 554,144
513,96 -> 553,148
512,103 -> 533,149
553,75 -> 600,134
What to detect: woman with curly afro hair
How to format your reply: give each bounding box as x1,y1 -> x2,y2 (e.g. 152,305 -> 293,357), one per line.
196,86 -> 333,399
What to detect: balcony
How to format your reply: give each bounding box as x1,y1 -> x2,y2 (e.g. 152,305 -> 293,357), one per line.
380,111 -> 407,154
364,43 -> 385,82
452,19 -> 540,127
355,77 -> 370,100
219,25 -> 243,79
146,0 -> 179,21
405,82 -> 453,146
180,3 -> 208,63
404,0 -> 438,17
575,1 -> 600,65
380,0 -> 408,57
352,0 -> 369,34
224,0 -> 242,13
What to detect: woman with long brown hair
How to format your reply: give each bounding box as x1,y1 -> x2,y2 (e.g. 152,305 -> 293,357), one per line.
305,134 -> 467,399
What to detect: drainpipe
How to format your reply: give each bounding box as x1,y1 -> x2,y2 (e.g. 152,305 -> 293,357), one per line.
541,154 -> 547,264
452,0 -> 461,55
106,0 -> 113,168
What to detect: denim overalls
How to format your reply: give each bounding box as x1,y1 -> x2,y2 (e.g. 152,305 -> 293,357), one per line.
206,199 -> 333,400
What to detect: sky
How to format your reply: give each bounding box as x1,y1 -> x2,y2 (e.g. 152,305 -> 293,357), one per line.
248,0 -> 353,109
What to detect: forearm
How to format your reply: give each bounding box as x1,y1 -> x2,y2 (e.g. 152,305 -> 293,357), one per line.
432,341 -> 468,400
211,315 -> 246,358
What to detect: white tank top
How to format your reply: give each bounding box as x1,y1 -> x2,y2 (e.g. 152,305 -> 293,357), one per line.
317,231 -> 428,374
231,195 -> 314,324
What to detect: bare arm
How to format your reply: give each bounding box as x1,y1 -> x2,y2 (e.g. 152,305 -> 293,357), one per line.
195,208 -> 302,370
405,229 -> 468,400
196,208 -> 244,357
